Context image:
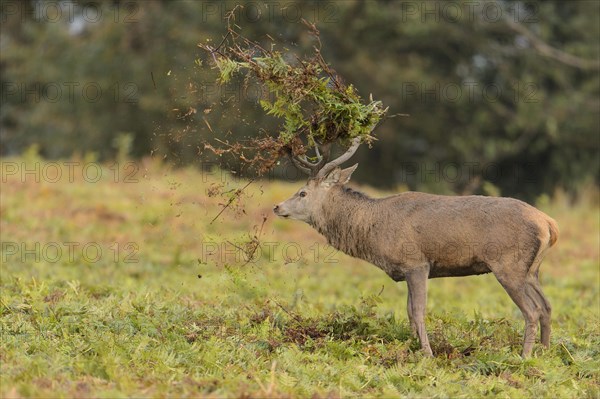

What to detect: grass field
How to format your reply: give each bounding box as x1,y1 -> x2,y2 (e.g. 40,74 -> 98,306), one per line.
1,155 -> 599,398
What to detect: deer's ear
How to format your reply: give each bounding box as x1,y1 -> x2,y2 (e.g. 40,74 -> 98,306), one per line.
322,164 -> 358,187
338,164 -> 358,184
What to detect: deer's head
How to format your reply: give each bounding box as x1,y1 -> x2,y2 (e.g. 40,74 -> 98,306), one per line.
273,137 -> 361,223
273,164 -> 358,222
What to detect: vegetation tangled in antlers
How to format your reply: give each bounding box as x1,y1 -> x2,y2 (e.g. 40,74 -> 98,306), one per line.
199,19 -> 388,176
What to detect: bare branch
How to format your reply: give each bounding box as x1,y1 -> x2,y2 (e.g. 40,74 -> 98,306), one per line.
503,17 -> 600,70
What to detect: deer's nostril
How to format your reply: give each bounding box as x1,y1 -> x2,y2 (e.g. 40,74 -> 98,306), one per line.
273,205 -> 279,212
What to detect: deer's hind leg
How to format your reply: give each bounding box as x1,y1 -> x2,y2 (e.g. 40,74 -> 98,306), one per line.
527,275 -> 552,348
494,256 -> 552,357
527,245 -> 553,348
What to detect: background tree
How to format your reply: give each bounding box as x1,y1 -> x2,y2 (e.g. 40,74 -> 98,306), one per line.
1,0 -> 598,200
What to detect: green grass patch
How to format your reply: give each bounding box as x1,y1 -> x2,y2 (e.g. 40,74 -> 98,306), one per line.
1,157 -> 599,398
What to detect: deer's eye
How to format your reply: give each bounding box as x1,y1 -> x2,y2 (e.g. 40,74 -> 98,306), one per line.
299,191 -> 307,198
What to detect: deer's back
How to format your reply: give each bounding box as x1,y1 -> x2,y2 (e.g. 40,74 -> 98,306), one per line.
365,192 -> 554,279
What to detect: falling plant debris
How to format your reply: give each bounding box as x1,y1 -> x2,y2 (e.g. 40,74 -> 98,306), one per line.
209,179 -> 254,225
226,214 -> 268,267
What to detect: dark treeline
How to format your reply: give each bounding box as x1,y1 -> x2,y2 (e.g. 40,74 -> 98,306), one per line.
1,0 -> 598,200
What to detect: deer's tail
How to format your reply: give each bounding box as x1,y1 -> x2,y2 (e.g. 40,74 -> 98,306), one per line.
527,217 -> 559,280
547,217 -> 559,248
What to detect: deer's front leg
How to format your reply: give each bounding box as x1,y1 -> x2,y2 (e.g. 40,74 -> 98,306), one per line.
406,265 -> 432,357
407,290 -> 417,336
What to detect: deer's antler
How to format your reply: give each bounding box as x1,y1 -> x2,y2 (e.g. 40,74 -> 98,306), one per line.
288,141 -> 332,178
315,137 -> 362,178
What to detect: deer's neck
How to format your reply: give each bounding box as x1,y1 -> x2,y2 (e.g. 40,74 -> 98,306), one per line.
309,186 -> 376,259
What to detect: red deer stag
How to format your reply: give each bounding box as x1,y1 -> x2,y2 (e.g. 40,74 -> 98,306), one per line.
274,137 -> 559,357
